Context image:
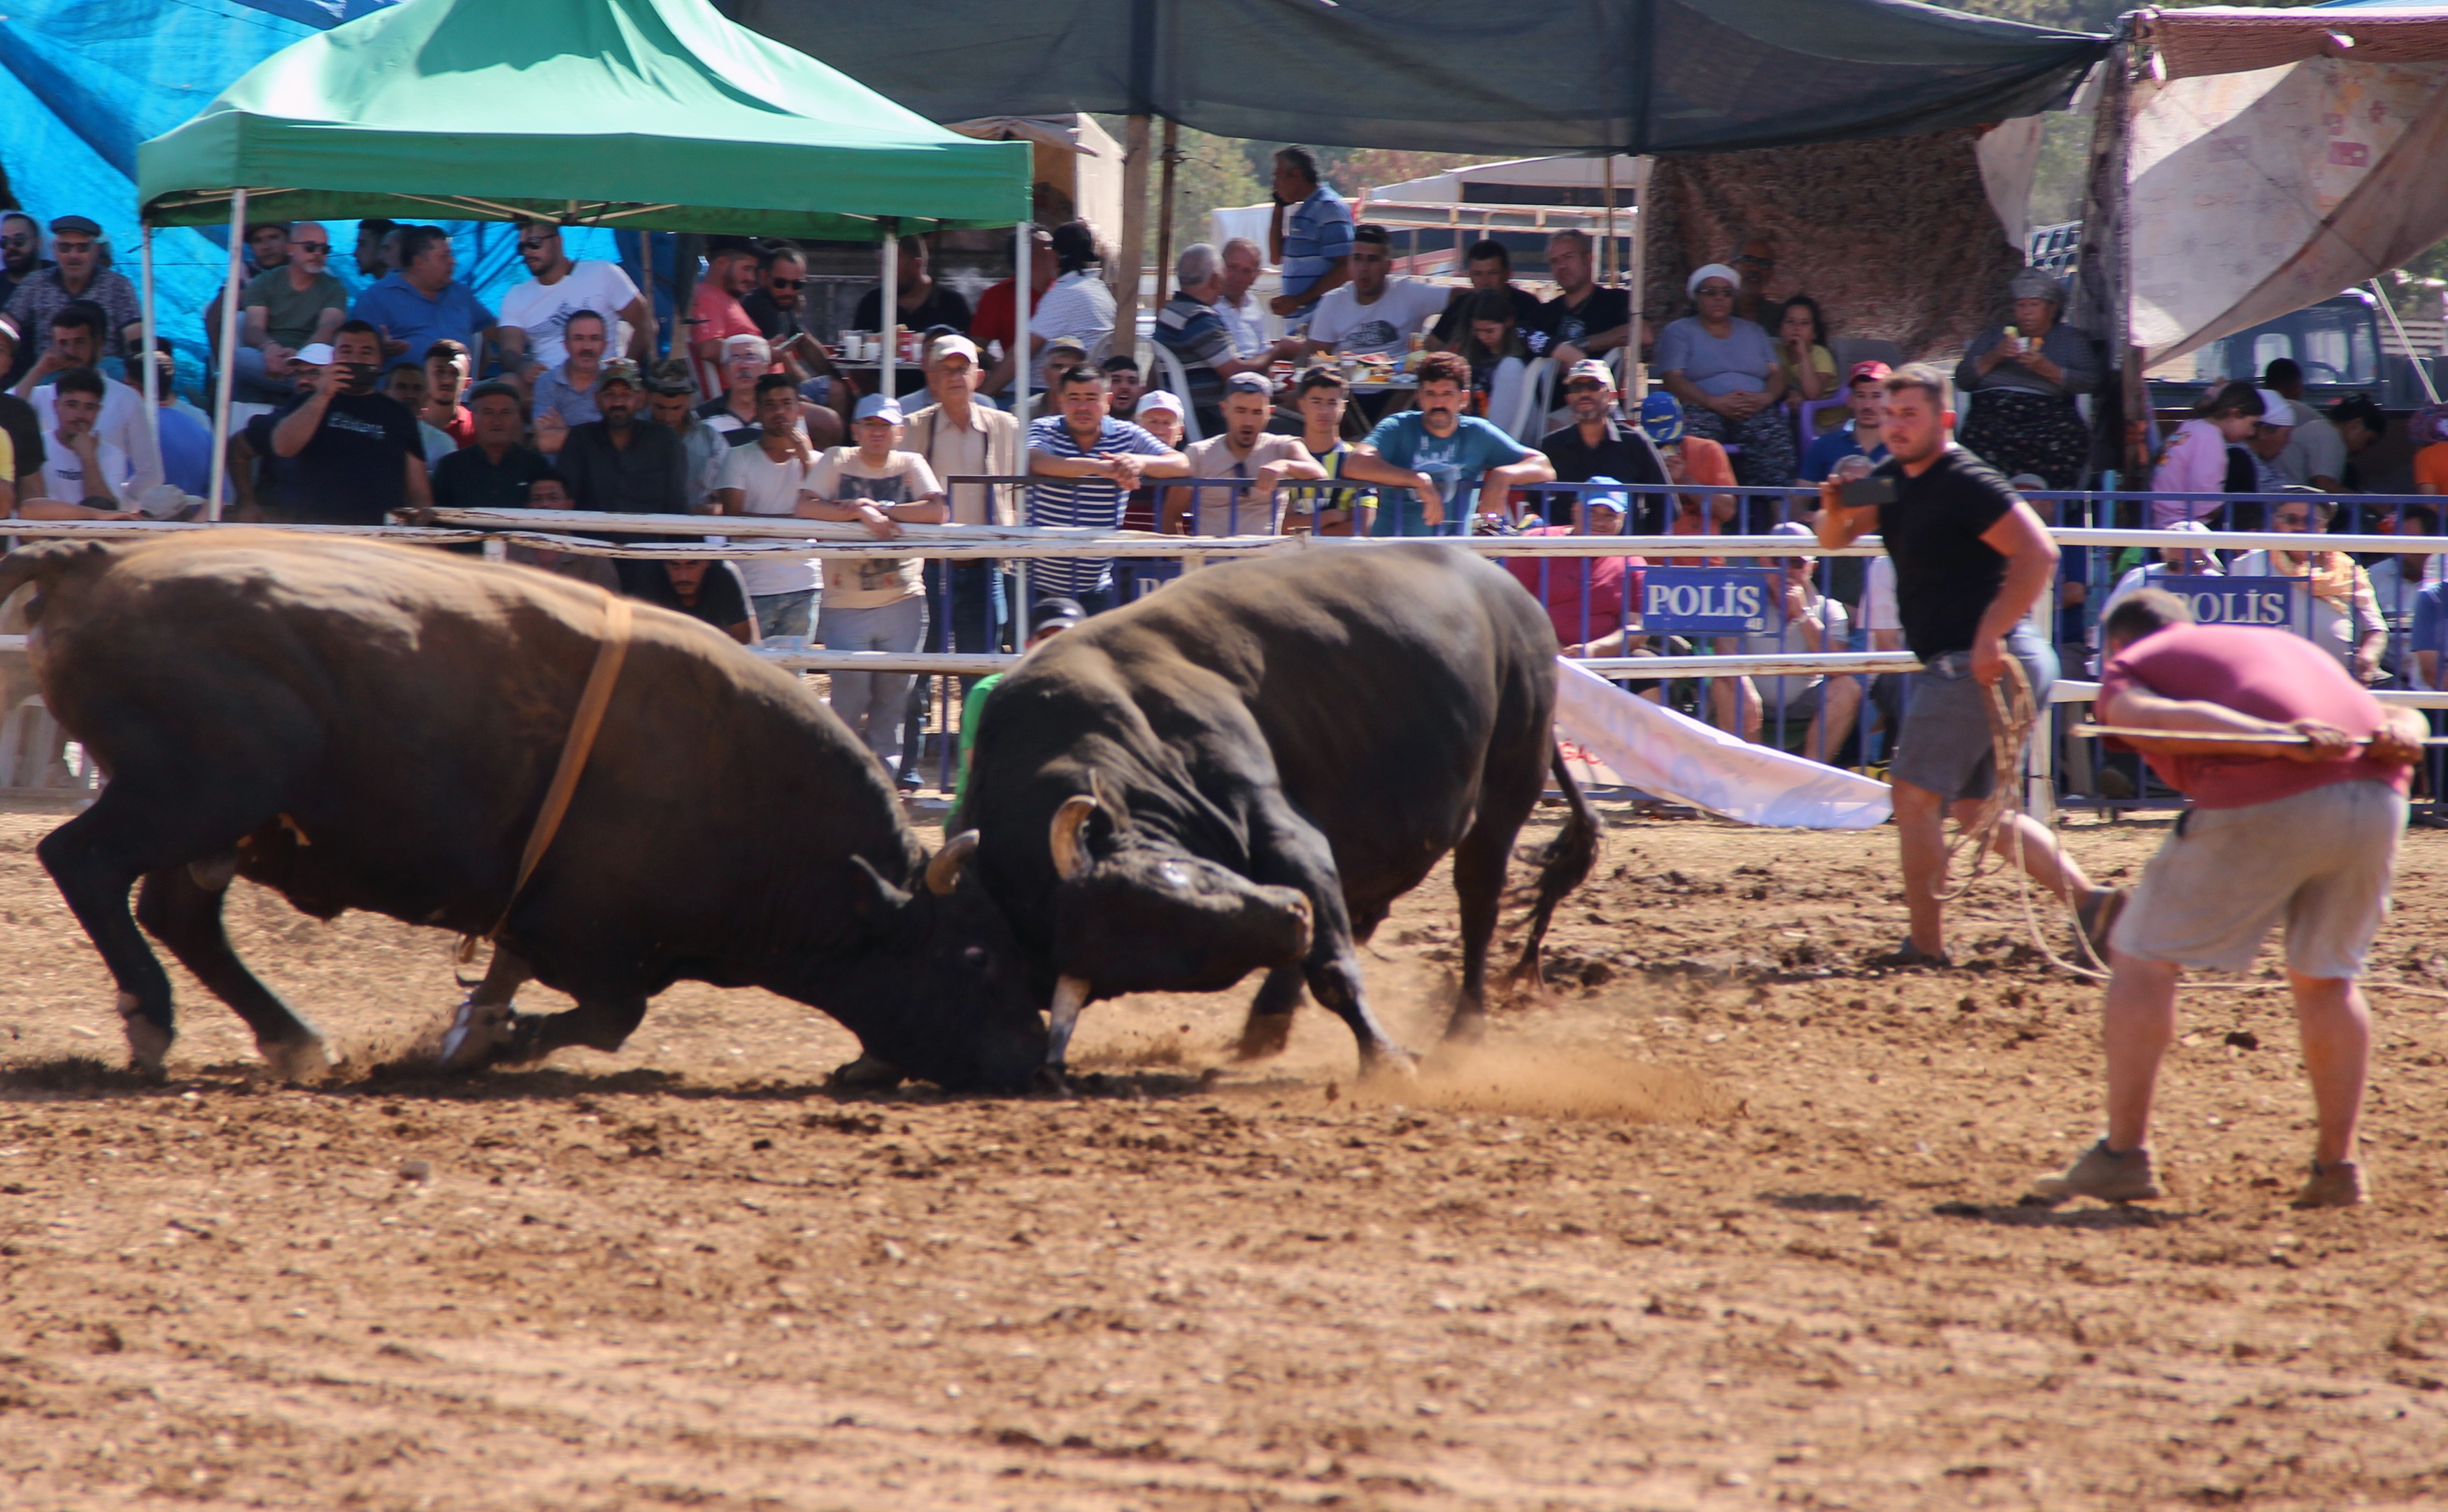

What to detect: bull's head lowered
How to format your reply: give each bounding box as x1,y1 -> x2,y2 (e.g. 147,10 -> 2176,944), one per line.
1039,780 -> 1314,1064
829,832 -> 1048,1092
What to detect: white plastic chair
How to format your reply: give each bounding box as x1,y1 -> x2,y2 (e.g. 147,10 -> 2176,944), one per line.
1493,356 -> 1555,443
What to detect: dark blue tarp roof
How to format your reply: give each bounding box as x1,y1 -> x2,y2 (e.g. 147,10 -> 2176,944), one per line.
716,0 -> 2111,155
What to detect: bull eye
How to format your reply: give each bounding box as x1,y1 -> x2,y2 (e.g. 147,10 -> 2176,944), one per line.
1158,864 -> 1190,889
962,946 -> 990,971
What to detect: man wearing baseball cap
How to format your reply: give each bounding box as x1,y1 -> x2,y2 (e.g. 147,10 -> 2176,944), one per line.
1799,360 -> 1893,484
1637,391 -> 1737,539
904,331 -> 1022,653
2,215 -> 141,372
806,392 -> 949,780
555,358 -> 691,517
1537,357 -> 1667,533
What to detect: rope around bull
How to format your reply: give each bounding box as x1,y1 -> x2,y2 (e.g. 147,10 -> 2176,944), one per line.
1930,656 -> 2448,1002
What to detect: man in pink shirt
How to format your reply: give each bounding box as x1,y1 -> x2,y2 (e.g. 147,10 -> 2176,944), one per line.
688,245 -> 762,403
2030,590 -> 2427,1211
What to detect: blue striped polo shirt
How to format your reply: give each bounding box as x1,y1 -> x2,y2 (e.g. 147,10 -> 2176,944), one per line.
1279,187 -> 1355,315
1026,414 -> 1173,595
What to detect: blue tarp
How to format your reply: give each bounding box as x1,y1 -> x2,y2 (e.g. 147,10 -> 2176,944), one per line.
0,0 -> 637,394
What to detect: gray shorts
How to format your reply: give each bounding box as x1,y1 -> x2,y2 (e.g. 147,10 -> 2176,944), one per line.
2111,778 -> 2407,980
1888,629 -> 2056,801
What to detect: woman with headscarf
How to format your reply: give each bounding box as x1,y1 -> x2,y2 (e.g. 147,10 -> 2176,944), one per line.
1954,268 -> 2101,490
1656,262 -> 1795,494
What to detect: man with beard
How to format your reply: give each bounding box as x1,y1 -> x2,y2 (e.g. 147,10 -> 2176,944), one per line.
241,323 -> 429,525
495,220 -> 653,377
1537,359 -> 1667,532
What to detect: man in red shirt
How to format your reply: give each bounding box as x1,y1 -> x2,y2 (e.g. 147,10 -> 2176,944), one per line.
2030,590 -> 2427,1211
1504,480 -> 1643,655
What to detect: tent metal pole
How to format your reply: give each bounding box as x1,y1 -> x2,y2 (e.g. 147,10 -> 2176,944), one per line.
207,190 -> 246,522
1012,217 -> 1032,432
1116,114 -> 1152,362
1602,157 -> 1616,284
880,218 -> 899,399
139,222 -> 160,462
1627,159 -> 1649,399
1153,118 -> 1180,308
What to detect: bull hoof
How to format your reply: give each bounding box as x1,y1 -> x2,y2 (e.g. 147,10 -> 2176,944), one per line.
257,1032 -> 333,1085
116,993 -> 171,1081
1032,1064 -> 1076,1098
826,1055 -> 906,1090
436,997 -> 522,1071
1233,1013 -> 1295,1062
1358,1043 -> 1421,1084
1442,1009 -> 1488,1045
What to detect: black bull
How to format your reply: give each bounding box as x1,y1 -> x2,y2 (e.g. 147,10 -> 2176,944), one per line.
0,533 -> 1046,1089
954,541 -> 1600,1074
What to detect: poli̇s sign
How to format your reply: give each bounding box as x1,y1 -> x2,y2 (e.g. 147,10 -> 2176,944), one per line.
1641,569 -> 1784,634
2142,573 -> 2305,629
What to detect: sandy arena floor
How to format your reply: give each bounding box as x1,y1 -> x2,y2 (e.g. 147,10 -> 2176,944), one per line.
3,799 -> 2447,1510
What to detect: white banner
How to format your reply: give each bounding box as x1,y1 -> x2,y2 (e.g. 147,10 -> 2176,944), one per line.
1553,659 -> 1893,831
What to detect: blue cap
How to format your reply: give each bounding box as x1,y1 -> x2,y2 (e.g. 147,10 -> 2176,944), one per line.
1582,474 -> 1628,514
1637,392 -> 1685,445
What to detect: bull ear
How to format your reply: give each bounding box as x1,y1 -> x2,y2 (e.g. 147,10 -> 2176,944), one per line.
844,855 -> 915,932
1048,794 -> 1098,881
925,830 -> 979,897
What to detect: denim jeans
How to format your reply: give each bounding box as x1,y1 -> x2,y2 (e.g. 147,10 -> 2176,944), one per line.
820,595 -> 927,769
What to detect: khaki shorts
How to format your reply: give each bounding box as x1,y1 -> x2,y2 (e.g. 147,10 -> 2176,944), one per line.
2111,778 -> 2407,980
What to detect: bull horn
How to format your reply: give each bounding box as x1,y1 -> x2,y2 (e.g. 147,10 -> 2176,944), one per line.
925,830 -> 979,897
1048,794 -> 1099,881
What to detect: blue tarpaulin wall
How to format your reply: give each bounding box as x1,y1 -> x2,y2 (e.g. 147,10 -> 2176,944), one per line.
0,0 -> 653,397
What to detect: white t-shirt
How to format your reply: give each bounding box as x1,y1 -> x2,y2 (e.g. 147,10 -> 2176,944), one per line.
41,432 -> 133,507
714,441 -> 818,597
1860,553 -> 1898,636
1742,594 -> 1851,706
808,448 -> 941,608
497,260 -> 641,371
1305,277 -> 1447,359
1032,270 -> 1117,385
34,380 -> 162,498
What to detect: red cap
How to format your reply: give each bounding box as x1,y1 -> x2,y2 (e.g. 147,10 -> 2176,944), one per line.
1847,360 -> 1893,385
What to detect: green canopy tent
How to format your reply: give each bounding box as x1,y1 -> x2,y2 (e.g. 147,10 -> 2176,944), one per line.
134,0 -> 1032,509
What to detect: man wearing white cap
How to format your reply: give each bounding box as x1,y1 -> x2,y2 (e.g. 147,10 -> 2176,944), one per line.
904,333 -> 1020,653
806,394 -> 947,777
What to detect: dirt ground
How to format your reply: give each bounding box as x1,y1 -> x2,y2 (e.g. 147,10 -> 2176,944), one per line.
3,798 -> 2448,1511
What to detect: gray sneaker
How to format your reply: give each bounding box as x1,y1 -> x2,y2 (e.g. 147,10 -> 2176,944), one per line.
2026,1139 -> 2161,1205
2291,1160 -> 2367,1209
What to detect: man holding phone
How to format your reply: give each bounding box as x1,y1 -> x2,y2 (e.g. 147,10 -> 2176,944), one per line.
1814,364 -> 2116,965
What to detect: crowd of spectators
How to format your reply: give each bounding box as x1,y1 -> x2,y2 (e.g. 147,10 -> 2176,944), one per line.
10,187 -> 2445,794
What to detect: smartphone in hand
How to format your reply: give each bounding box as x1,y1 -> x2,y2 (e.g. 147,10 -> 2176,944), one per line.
1839,475 -> 1898,511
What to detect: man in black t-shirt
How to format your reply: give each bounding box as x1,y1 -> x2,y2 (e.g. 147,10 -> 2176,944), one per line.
1815,363 -> 2112,966
241,320 -> 427,525
431,380 -> 556,510
1539,231 -> 1633,371
1537,359 -> 1667,532
1428,240 -> 1547,351
852,234 -> 970,399
629,557 -> 754,643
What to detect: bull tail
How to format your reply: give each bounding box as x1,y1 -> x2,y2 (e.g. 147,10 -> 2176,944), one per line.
1507,744 -> 1602,983
0,539 -> 116,626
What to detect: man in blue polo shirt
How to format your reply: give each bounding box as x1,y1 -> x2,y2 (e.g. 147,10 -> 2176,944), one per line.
1362,350 -> 1556,536
1025,364 -> 1189,613
1798,359 -> 1894,483
350,224 -> 495,371
1266,147 -> 1353,322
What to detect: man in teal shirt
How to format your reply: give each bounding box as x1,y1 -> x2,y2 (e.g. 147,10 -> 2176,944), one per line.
1362,350 -> 1556,534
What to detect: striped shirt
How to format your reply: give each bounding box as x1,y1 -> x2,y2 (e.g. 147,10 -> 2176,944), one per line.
1026,414 -> 1172,595
1279,187 -> 1354,315
1153,293 -> 1235,412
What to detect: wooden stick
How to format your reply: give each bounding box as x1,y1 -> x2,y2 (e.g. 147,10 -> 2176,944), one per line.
2072,724 -> 2448,746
